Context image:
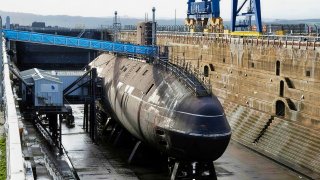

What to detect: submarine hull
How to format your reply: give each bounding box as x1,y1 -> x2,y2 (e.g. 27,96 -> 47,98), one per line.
90,53 -> 231,161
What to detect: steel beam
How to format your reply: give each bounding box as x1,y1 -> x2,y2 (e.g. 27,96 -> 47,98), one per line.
90,68 -> 97,142
84,103 -> 89,132
128,141 -> 142,164
231,0 -> 262,32
187,0 -> 196,18
211,0 -> 220,18
253,0 -> 262,32
231,0 -> 239,31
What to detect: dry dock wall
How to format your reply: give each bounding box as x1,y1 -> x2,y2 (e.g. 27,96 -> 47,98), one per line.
120,31 -> 320,178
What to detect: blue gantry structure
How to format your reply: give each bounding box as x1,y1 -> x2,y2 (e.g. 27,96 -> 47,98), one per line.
187,0 -> 220,19
231,0 -> 262,33
3,29 -> 158,57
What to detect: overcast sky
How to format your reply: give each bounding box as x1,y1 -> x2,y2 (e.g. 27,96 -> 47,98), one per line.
0,0 -> 319,20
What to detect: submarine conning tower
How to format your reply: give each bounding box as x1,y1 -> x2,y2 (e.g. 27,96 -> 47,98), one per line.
89,53 -> 231,161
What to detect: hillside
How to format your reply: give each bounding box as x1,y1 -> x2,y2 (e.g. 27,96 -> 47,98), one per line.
0,10 -> 185,28
0,10 -> 319,28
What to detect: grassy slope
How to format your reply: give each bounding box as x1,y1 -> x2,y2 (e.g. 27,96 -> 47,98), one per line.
0,137 -> 6,180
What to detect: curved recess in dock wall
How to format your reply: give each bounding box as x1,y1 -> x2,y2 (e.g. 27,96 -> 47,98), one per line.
1,38 -> 26,179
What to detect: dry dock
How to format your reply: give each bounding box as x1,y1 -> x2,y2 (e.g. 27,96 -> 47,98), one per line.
58,105 -> 306,180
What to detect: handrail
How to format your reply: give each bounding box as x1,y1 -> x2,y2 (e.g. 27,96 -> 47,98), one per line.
158,59 -> 211,96
155,31 -> 320,42
2,37 -> 26,179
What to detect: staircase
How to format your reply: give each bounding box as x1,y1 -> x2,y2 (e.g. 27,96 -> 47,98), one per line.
222,100 -> 320,179
223,101 -> 271,146
256,118 -> 320,177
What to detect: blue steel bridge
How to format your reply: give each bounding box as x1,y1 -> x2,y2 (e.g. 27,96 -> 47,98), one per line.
3,29 -> 158,57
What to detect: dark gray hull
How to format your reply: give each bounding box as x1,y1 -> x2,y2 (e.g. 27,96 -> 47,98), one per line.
90,54 -> 231,161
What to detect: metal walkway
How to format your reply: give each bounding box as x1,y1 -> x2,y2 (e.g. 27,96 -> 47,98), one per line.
3,29 -> 158,56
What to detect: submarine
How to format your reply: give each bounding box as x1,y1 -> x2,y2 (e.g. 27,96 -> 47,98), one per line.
90,53 -> 231,177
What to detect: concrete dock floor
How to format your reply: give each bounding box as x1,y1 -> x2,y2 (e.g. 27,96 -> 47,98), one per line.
61,105 -> 306,180
216,141 -> 304,180
62,105 -> 138,180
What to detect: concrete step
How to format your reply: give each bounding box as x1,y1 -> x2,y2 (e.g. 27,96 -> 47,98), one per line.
258,134 -> 319,164
257,140 -> 320,173
230,119 -> 265,137
255,119 -> 320,174
267,119 -> 320,149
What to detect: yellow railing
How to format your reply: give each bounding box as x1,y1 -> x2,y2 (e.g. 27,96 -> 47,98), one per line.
230,31 -> 263,37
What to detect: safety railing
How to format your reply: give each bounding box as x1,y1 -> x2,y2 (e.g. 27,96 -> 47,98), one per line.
13,26 -> 102,33
158,59 -> 211,96
156,31 -> 320,41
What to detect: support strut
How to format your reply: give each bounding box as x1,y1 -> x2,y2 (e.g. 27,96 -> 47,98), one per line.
128,141 -> 142,164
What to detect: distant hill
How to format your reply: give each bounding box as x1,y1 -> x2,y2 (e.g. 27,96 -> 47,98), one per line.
267,19 -> 320,25
0,10 -> 185,28
0,10 -> 319,28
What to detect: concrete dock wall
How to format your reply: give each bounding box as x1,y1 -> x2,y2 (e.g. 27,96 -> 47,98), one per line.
120,31 -> 320,178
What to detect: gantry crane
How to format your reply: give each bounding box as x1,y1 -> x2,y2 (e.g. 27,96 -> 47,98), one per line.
185,0 -> 224,33
231,0 -> 262,35
186,0 -> 262,35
